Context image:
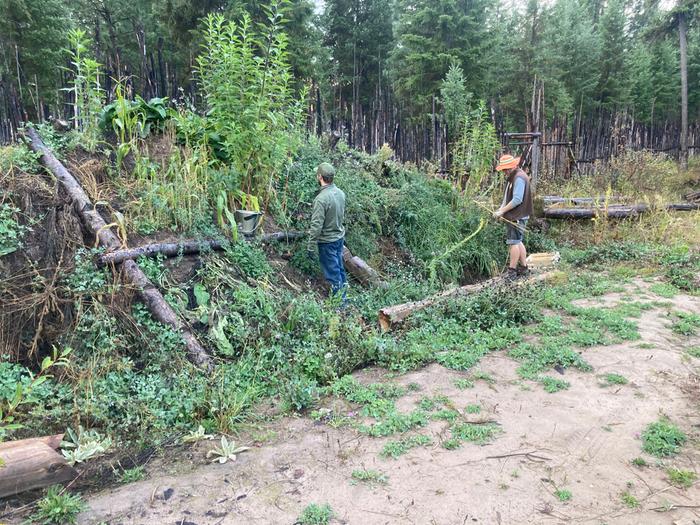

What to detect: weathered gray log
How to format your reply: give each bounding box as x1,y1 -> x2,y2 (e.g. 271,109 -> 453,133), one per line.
544,203 -> 698,219
542,195 -> 613,205
0,434 -> 64,452
98,239 -> 227,266
684,190 -> 700,203
259,231 -> 306,243
24,127 -> 213,371
343,246 -> 383,287
378,272 -> 554,332
0,436 -> 76,498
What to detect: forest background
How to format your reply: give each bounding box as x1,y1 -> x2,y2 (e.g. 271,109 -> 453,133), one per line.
1,0 -> 698,163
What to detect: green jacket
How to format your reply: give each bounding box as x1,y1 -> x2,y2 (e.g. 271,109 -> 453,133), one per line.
307,183 -> 346,251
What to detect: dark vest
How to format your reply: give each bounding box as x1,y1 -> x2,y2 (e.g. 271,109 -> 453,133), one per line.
503,169 -> 534,221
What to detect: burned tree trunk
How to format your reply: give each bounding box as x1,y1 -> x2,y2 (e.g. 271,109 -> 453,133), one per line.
23,127 -> 213,371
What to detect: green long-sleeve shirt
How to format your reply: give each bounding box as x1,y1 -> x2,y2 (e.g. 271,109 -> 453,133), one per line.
307,183 -> 346,251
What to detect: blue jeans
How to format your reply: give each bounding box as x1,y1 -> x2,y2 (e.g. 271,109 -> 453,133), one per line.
317,237 -> 347,302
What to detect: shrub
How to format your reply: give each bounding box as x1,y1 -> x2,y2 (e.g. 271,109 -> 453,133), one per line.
32,485 -> 85,524
641,420 -> 687,457
298,503 -> 333,525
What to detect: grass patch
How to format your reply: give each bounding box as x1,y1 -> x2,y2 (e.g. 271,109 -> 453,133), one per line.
450,422 -> 500,444
670,311 -> 700,336
687,346 -> 700,358
31,485 -> 85,524
621,490 -> 639,508
380,435 -> 432,459
351,469 -> 388,486
631,457 -> 648,467
555,488 -> 572,502
298,503 -> 333,525
600,373 -> 628,386
359,410 -> 429,437
465,404 -> 481,414
649,282 -> 679,298
641,420 -> 687,457
539,376 -> 570,393
510,340 -> 592,380
118,465 -> 145,484
432,409 -> 459,422
667,468 -> 696,489
454,378 -> 475,389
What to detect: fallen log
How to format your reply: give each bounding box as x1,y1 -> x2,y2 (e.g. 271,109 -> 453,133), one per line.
378,272 -> 554,332
544,203 -> 698,219
0,434 -> 64,452
97,232 -> 307,266
0,437 -> 76,498
684,190 -> 700,203
343,247 -> 383,287
24,127 -> 213,371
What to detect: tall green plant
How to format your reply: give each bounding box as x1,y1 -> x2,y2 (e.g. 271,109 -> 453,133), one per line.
63,29 -> 104,151
195,3 -> 306,201
451,101 -> 500,197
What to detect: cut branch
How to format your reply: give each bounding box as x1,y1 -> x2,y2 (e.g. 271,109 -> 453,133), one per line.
378,272 -> 554,332
24,127 -> 213,371
98,239 -> 227,266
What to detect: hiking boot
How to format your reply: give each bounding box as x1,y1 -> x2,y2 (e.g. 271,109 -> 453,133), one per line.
517,264 -> 530,277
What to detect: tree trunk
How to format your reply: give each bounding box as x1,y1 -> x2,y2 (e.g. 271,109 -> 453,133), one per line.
544,203 -> 699,219
23,128 -> 213,371
0,438 -> 76,498
679,12 -> 688,170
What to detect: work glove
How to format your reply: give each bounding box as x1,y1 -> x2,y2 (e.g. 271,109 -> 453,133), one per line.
493,209 -> 504,219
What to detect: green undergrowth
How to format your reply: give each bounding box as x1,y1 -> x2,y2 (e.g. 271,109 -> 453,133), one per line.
641,419 -> 687,457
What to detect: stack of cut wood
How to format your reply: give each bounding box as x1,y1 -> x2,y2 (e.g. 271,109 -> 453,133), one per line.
0,435 -> 76,498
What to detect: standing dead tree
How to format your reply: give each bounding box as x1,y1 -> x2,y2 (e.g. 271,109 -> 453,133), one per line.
23,127 -> 213,371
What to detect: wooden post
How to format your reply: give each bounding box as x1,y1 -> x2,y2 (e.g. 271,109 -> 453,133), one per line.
531,134 -> 540,194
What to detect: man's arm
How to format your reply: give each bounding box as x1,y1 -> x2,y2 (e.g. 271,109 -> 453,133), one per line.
495,177 -> 525,217
307,198 -> 325,252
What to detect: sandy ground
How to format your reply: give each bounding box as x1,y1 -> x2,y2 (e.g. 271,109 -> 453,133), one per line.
34,281 -> 700,525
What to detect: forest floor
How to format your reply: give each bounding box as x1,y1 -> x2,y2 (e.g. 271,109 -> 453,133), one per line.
71,277 -> 700,525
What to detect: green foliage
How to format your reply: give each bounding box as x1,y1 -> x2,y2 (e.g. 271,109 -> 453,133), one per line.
649,282 -> 679,298
539,376 -> 570,393
31,485 -> 85,525
641,420 -> 687,457
195,7 -> 306,199
61,425 -> 112,466
687,346 -> 700,359
510,341 -> 591,380
450,422 -> 500,444
298,503 -> 333,525
465,404 -> 481,414
670,311 -> 700,336
118,465 -> 145,484
631,457 -> 648,467
621,490 -> 639,508
100,96 -> 172,138
380,435 -> 432,459
450,101 -> 500,196
63,29 -> 104,151
601,373 -> 628,386
667,468 -> 696,489
351,469 -> 388,486
453,378 -> 475,389
0,203 -> 30,257
225,241 -> 272,280
555,489 -> 572,502
282,377 -> 319,412
360,410 -> 429,438
0,145 -> 39,173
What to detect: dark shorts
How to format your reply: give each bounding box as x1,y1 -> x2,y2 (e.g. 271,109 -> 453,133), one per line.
506,218 -> 528,245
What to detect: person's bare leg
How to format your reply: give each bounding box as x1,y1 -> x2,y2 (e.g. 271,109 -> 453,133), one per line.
509,244 -> 520,269
518,243 -> 527,267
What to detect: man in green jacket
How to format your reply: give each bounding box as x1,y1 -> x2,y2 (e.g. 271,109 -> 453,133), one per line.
307,162 -> 347,301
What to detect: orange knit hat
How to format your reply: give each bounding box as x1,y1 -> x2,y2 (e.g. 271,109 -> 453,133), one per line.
495,154 -> 520,171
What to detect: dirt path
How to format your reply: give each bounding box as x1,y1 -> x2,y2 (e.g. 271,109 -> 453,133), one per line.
74,281 -> 699,525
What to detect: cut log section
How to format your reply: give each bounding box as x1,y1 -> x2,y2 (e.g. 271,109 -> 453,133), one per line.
378,272 -> 554,332
543,203 -> 699,219
343,247 -> 383,287
0,436 -> 76,498
24,127 -> 213,371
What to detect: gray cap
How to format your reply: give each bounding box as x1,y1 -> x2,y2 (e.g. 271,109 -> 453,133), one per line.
316,162 -> 336,180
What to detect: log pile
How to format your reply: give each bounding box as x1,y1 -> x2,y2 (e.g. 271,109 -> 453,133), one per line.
24,128 -> 213,371
544,202 -> 699,219
0,435 -> 76,498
